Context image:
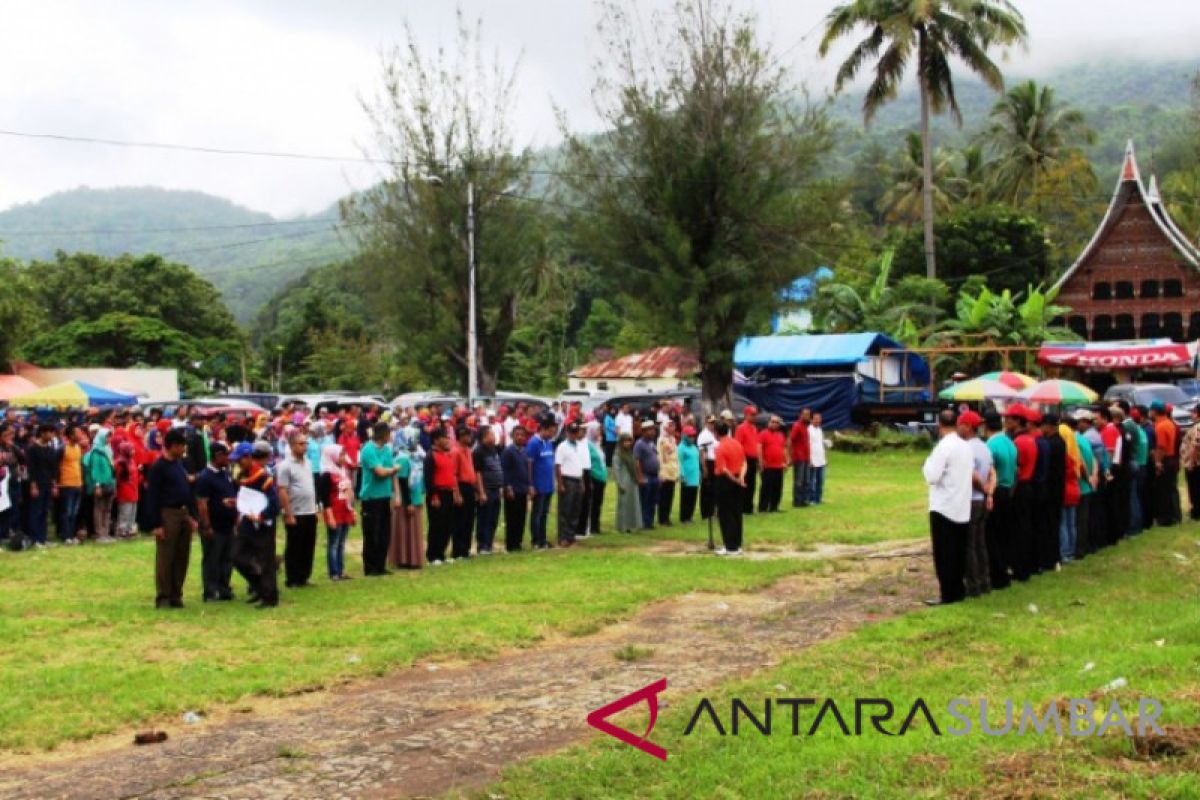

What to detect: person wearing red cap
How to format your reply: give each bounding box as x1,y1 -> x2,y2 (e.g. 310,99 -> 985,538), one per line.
957,410 -> 995,597
1006,404 -> 1037,581
1036,412 -> 1067,573
757,415 -> 788,513
788,408 -> 812,508
734,407 -> 761,514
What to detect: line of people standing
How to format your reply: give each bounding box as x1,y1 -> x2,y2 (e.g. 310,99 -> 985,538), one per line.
923,399 -> 1195,606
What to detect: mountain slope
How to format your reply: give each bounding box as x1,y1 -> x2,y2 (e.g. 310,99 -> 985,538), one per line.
0,187 -> 351,322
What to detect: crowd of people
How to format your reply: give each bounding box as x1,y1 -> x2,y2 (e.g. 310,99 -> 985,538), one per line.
922,399 -> 1200,605
0,397 -> 830,609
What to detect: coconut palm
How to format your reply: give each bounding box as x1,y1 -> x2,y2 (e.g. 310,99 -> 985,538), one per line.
980,80 -> 1096,204
881,132 -> 960,224
819,0 -> 1027,279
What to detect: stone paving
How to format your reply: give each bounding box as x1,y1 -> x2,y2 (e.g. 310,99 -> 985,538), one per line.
0,541 -> 932,800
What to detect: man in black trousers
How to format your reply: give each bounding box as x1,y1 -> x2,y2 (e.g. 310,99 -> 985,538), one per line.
145,429 -> 200,609
501,425 -> 531,551
1038,413 -> 1066,572
923,410 -> 974,604
233,441 -> 281,608
194,442 -> 238,601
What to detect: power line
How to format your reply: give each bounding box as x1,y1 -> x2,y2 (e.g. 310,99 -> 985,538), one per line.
0,216 -> 340,237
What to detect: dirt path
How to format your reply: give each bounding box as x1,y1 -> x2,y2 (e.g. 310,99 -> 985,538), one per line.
0,540 -> 932,800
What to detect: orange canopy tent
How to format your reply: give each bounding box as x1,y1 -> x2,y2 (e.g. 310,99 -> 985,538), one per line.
0,375 -> 39,402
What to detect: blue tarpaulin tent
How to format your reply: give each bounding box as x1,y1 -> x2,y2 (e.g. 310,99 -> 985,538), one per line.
733,333 -> 930,429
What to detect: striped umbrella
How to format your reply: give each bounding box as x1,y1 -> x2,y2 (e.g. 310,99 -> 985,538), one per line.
938,379 -> 1018,402
1017,379 -> 1099,406
977,370 -> 1037,390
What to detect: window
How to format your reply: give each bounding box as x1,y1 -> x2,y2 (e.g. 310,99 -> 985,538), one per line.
1050,315 -> 1065,327
1140,279 -> 1160,298
1163,312 -> 1185,340
1092,282 -> 1112,300
1067,316 -> 1088,338
1093,314 -> 1114,340
578,381 -> 587,389
1189,313 -> 1200,340
1114,314 -> 1136,339
597,381 -> 609,391
1163,279 -> 1183,298
1114,281 -> 1134,299
1141,313 -> 1161,338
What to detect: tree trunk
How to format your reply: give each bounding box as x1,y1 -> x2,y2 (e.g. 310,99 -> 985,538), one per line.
477,365 -> 497,398
920,80 -> 937,280
699,359 -> 732,417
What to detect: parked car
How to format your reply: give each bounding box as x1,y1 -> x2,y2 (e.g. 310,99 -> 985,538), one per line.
1175,378 -> 1200,401
1103,383 -> 1197,428
602,388 -> 767,424
219,392 -> 280,410
313,396 -> 390,415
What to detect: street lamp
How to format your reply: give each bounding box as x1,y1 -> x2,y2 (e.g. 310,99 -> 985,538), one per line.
421,175 -> 516,404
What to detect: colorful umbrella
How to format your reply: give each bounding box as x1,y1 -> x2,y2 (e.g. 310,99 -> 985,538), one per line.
938,378 -> 1018,402
7,380 -> 138,410
0,375 -> 39,402
1017,379 -> 1098,406
977,370 -> 1037,390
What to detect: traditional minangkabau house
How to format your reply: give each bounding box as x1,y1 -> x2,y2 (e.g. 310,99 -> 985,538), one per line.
1052,140 -> 1200,342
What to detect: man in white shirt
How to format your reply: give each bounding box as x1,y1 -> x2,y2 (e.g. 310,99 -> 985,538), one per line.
808,413 -> 827,504
696,414 -> 719,520
554,422 -> 591,547
922,409 -> 974,605
615,404 -> 634,438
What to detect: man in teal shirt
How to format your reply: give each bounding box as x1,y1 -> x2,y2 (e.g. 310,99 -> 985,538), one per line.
586,436 -> 608,535
985,413 -> 1017,590
1123,414 -> 1148,533
678,427 -> 702,523
359,422 -> 397,576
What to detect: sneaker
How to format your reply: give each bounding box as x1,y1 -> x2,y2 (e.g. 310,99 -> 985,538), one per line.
727,549 -> 743,556
715,548 -> 728,556
431,560 -> 444,566
63,539 -> 77,546
479,549 -> 493,556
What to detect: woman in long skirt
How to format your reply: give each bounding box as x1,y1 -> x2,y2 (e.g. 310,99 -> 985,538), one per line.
389,427 -> 426,569
614,433 -> 642,533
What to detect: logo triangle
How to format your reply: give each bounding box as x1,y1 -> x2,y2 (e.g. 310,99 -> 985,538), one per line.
586,678 -> 668,761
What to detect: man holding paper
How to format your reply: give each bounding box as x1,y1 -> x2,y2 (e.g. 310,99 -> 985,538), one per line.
233,441 -> 281,609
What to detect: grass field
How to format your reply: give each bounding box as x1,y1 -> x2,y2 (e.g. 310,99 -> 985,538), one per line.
488,524 -> 1200,799
0,450 -> 923,752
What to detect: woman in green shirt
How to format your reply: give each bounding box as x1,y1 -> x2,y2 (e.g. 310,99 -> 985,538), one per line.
586,436 -> 608,535
87,429 -> 116,541
677,427 -> 701,523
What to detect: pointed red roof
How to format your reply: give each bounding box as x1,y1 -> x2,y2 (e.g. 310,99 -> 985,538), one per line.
1053,140 -> 1198,292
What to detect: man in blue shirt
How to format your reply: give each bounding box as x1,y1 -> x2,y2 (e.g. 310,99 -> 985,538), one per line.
633,419 -> 661,530
602,404 -> 619,467
526,416 -> 558,550
502,425 -> 532,552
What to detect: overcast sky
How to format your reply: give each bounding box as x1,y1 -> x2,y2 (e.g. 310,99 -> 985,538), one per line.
0,0 -> 1196,218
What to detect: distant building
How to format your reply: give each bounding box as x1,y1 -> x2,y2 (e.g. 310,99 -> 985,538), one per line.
1052,140 -> 1200,342
569,346 -> 698,394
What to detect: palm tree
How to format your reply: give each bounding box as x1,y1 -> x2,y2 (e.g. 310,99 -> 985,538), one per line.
819,0 -> 1027,279
811,250 -> 943,344
980,80 -> 1095,204
881,132 -> 960,224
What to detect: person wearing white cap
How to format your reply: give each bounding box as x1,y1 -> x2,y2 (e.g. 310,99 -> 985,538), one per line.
633,419 -> 660,530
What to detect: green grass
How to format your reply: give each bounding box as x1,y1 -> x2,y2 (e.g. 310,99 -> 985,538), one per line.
0,450 -> 914,752
486,525 -> 1200,799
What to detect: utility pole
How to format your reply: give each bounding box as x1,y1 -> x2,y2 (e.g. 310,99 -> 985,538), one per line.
466,180 -> 478,403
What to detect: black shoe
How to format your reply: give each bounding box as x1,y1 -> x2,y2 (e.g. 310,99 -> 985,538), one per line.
246,593 -> 261,604
255,601 -> 278,609
169,600 -> 185,609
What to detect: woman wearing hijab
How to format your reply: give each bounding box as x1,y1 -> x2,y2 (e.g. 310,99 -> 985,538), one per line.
317,443 -> 355,581
390,427 -> 426,569
614,433 -> 642,533
88,428 -> 117,541
114,442 -> 140,539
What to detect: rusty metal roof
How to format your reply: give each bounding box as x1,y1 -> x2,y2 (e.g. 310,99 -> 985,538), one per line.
571,346 -> 699,380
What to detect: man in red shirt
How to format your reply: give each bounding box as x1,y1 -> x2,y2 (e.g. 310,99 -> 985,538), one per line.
1150,401 -> 1181,526
788,408 -> 812,508
713,421 -> 747,555
757,415 -> 788,512
1007,404 -> 1038,582
734,407 -> 761,514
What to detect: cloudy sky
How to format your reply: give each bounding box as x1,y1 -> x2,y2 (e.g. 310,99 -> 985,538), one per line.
0,0 -> 1196,217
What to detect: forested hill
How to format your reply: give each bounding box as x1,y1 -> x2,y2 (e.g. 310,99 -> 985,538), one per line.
829,57 -> 1200,181
0,187 -> 349,322
0,57 -> 1195,325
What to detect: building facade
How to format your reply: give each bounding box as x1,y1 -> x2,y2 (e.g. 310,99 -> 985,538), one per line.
569,346 -> 698,394
1052,141 -> 1200,342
